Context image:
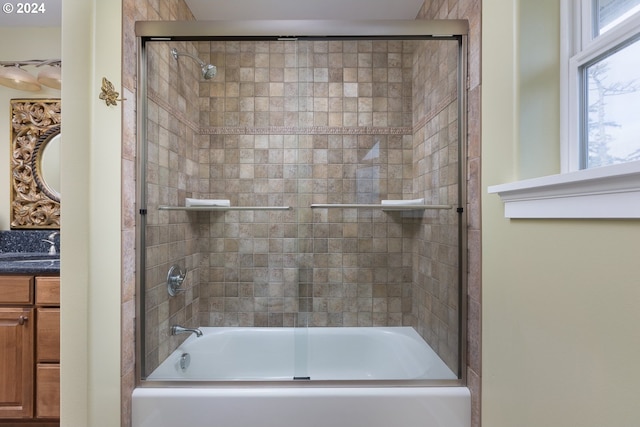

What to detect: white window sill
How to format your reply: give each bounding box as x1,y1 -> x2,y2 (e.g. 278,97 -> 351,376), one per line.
487,161 -> 640,219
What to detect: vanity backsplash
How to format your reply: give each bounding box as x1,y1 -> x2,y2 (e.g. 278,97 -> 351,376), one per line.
0,230 -> 60,254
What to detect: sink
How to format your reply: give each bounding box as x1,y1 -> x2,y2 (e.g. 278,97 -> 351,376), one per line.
14,258 -> 60,264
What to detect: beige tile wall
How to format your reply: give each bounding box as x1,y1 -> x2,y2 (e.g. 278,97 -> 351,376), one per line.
195,40 -> 424,331
143,40 -> 203,372
410,37 -> 461,374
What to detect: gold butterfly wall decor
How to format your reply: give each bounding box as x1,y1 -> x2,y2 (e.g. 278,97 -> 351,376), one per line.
99,77 -> 125,106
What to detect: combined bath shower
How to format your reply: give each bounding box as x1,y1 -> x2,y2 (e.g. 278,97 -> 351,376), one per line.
170,47 -> 217,79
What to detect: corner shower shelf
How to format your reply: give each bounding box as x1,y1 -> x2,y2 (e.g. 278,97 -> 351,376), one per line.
158,205 -> 292,211
309,203 -> 453,211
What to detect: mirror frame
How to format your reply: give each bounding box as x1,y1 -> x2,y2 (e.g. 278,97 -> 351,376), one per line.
32,125 -> 61,203
10,99 -> 61,229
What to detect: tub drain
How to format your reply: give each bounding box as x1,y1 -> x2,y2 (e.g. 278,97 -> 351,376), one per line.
179,352 -> 191,371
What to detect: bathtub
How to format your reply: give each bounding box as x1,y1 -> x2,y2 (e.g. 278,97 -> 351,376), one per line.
133,327 -> 470,427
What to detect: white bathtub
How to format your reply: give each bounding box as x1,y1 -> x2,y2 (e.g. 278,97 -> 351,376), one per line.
133,327 -> 470,427
147,327 -> 457,381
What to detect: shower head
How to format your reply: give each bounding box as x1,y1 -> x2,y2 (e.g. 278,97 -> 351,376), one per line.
170,48 -> 217,80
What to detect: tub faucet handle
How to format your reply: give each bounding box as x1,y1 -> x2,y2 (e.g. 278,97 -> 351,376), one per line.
167,264 -> 187,296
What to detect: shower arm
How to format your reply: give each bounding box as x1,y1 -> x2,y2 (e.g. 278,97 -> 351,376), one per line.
170,48 -> 205,67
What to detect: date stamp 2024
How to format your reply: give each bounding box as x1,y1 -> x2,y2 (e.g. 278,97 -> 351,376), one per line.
2,2 -> 47,15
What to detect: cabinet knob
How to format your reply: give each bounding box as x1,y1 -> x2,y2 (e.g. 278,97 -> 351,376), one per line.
18,315 -> 28,325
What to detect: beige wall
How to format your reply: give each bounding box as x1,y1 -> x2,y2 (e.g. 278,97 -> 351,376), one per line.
517,1 -> 560,179
482,1 -> 640,427
60,0 -> 122,426
0,27 -> 61,230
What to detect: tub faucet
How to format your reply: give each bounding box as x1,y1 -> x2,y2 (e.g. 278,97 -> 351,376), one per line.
171,325 -> 203,337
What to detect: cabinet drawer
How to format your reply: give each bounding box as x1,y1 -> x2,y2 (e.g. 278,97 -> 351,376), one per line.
36,308 -> 60,363
35,364 -> 59,419
36,277 -> 60,306
0,276 -> 33,304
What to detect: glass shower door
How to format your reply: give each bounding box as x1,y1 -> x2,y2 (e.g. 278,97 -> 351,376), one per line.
139,33 -> 465,383
292,38 -> 312,380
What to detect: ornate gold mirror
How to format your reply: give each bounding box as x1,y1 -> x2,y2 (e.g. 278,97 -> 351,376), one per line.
32,125 -> 61,202
10,99 -> 61,229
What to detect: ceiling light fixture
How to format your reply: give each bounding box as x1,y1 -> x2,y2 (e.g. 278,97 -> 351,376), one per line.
37,64 -> 61,90
0,59 -> 61,91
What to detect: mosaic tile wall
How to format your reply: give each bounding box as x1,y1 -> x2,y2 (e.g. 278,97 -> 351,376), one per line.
193,40 -> 419,330
143,40 -> 203,372
410,39 -> 461,372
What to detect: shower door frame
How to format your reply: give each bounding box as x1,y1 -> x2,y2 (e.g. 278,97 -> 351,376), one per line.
135,19 -> 469,388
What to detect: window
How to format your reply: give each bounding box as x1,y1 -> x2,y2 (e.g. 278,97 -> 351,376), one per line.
488,0 -> 640,219
594,0 -> 640,35
566,0 -> 640,171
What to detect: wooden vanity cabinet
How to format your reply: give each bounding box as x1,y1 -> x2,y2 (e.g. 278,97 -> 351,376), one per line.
0,275 -> 60,422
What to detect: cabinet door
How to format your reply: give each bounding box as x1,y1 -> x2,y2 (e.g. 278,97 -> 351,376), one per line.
0,308 -> 34,419
36,308 -> 60,363
36,364 -> 60,419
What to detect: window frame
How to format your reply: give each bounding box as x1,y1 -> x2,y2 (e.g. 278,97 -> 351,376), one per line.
564,0 -> 640,173
489,0 -> 640,219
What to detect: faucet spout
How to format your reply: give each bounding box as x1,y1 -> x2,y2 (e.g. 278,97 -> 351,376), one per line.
171,325 -> 203,337
43,231 -> 60,255
41,239 -> 57,255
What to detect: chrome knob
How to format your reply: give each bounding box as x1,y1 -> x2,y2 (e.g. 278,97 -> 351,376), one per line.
167,264 -> 187,296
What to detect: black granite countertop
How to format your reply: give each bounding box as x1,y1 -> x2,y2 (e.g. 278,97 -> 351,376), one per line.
0,230 -> 61,275
0,252 -> 60,274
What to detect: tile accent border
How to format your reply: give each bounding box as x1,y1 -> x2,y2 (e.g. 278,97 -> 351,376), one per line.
150,89 -> 414,137
414,89 -> 458,133
148,88 -> 459,139
148,89 -> 200,133
200,125 -> 413,135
